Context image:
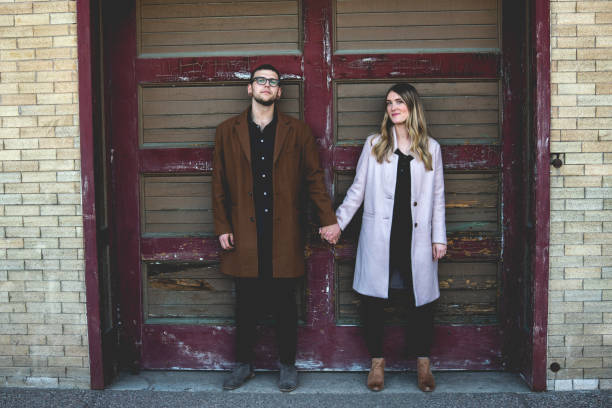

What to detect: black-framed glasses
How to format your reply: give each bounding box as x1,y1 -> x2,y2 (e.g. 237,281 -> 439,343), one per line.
252,77 -> 280,87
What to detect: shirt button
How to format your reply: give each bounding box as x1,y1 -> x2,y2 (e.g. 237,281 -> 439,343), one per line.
262,174 -> 266,178
261,156 -> 265,160
414,222 -> 418,228
263,192 -> 268,196
414,201 -> 417,206
264,209 -> 269,213
260,139 -> 264,143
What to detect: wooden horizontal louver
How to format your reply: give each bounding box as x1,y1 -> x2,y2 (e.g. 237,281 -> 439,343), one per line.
336,261 -> 498,325
140,83 -> 301,147
336,81 -> 499,145
335,0 -> 499,53
138,0 -> 301,56
142,174 -> 213,235
144,262 -> 306,323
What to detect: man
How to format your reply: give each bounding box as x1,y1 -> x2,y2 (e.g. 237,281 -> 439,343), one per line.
212,64 -> 339,392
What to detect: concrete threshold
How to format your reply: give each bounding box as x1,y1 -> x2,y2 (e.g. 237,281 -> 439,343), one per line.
109,370 -> 530,394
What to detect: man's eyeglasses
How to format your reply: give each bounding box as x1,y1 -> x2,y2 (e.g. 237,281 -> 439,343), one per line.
252,77 -> 280,87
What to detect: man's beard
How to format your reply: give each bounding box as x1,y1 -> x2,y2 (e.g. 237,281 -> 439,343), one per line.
254,94 -> 276,106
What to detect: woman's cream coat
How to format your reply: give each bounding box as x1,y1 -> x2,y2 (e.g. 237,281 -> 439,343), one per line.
335,130 -> 447,306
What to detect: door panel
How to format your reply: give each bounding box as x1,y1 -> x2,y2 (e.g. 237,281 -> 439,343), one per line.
137,0 -> 301,56
334,0 -> 499,52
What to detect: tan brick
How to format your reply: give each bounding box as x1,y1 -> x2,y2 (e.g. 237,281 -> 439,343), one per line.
52,36 -> 76,48
35,47 -> 72,59
0,26 -> 33,39
20,127 -> 54,139
2,116 -> 37,128
559,83 -> 597,95
5,183 -> 39,194
578,2 -> 612,12
34,2 -> 72,14
33,25 -> 69,37
580,118 -> 612,129
21,172 -> 56,183
552,72 -> 578,84
36,93 -> 72,105
597,13 -> 612,24
17,37 -> 53,49
596,107 -> 612,117
584,324 -> 612,335
578,48 -> 612,59
561,130 -> 598,141
552,24 -> 577,37
552,118 -> 577,130
0,72 -> 35,83
566,267 -> 602,279
18,82 -> 53,94
565,335 -> 603,346
578,24 -> 612,36
15,14 -> 50,27
0,38 -> 16,50
565,313 -> 603,324
557,12 -> 596,25
557,36 -> 595,48
37,115 -> 73,127
550,279 -> 583,290
36,71 -> 73,82
552,48 -> 577,60
558,107 -> 595,117
565,176 -> 602,187
552,94 -> 577,107
585,165 -> 612,175
21,150 -> 56,161
585,280 -> 612,290
565,358 -> 603,369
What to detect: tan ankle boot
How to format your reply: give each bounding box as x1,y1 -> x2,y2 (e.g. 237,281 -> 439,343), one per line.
417,357 -> 435,392
367,357 -> 385,391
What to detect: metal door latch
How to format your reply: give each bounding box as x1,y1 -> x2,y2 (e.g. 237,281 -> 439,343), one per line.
550,153 -> 563,168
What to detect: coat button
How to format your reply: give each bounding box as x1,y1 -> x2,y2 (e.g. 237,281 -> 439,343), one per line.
250,217 -> 255,222
414,222 -> 418,228
248,191 -> 253,196
414,201 -> 417,206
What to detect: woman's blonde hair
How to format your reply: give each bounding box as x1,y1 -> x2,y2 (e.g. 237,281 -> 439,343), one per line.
372,83 -> 433,171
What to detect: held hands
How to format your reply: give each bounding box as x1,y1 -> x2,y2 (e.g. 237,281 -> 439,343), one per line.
319,223 -> 341,245
219,232 -> 235,250
432,243 -> 447,260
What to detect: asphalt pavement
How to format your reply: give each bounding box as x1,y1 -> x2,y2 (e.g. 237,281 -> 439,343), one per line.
1,371 -> 610,407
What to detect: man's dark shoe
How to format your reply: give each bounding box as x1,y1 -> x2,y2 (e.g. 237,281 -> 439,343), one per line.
223,362 -> 254,390
278,363 -> 298,392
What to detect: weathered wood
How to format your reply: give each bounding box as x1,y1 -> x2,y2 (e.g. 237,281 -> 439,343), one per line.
138,0 -> 299,55
336,81 -> 499,145
335,0 -> 499,52
140,84 -> 300,145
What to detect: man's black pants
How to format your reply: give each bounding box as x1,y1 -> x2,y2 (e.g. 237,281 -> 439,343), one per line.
234,277 -> 299,365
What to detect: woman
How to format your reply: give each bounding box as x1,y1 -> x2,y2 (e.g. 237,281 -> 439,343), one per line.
324,83 -> 447,392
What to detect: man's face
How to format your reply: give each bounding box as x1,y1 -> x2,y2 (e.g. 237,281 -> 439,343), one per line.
248,69 -> 282,107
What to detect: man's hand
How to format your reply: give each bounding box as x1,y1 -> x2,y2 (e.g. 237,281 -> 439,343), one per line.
219,233 -> 235,250
319,224 -> 341,245
432,243 -> 447,260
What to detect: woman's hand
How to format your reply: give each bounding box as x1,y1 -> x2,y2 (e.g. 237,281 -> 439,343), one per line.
319,224 -> 341,245
432,243 -> 447,260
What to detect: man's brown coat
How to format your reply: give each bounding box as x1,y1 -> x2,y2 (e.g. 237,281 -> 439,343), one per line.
212,109 -> 337,278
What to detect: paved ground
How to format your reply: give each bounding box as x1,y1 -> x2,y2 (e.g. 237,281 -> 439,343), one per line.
1,371 -> 610,407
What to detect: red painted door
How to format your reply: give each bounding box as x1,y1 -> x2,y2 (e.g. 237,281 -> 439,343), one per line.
105,0 -> 528,372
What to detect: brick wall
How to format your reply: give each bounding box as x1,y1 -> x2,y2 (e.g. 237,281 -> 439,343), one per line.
0,1 -> 88,388
549,0 -> 612,391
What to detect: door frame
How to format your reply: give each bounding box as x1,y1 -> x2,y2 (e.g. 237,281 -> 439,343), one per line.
78,0 -> 551,390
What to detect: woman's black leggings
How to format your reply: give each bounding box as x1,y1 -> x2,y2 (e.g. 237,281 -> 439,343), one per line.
360,290 -> 435,358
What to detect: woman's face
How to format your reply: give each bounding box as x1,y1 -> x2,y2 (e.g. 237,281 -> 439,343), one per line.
386,91 -> 410,125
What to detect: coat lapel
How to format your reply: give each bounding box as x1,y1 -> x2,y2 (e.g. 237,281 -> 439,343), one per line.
234,109 -> 251,164
273,111 -> 291,164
